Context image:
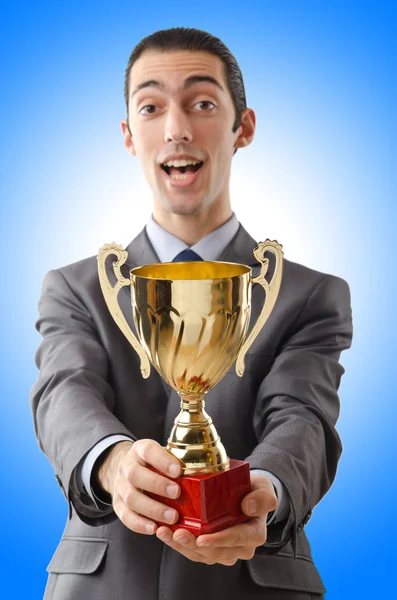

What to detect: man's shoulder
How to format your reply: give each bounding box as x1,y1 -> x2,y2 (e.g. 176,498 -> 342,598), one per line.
237,224 -> 349,293
41,253 -> 103,304
59,253 -> 98,278
283,257 -> 349,290
48,253 -> 99,286
280,257 -> 351,316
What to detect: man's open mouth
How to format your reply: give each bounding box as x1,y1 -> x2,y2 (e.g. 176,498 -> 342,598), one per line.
161,159 -> 204,180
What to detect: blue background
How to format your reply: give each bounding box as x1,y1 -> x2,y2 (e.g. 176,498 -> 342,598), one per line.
1,0 -> 395,597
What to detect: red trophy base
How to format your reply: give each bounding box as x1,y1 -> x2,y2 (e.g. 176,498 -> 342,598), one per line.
148,459 -> 251,535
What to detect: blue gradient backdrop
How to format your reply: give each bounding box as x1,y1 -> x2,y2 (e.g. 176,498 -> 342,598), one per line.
1,1 -> 395,597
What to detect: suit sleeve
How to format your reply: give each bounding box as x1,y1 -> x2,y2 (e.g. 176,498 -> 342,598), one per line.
30,269 -> 135,524
246,274 -> 353,555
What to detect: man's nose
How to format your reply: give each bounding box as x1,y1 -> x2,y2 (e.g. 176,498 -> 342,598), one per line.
164,105 -> 193,144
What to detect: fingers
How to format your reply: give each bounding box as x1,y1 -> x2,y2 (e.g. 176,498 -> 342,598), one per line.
241,474 -> 278,518
123,462 -> 181,500
110,439 -> 182,536
120,486 -> 179,525
113,494 -> 158,535
172,529 -> 244,565
157,527 -> 253,565
196,517 -> 267,549
156,527 -> 217,565
132,439 -> 182,478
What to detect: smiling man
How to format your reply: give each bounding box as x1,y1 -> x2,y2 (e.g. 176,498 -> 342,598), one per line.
31,28 -> 352,600
122,43 -> 255,243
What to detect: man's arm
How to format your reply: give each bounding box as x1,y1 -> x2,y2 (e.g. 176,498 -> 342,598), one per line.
151,273 -> 352,564
30,269 -> 135,522
31,268 -> 186,530
247,273 -> 353,554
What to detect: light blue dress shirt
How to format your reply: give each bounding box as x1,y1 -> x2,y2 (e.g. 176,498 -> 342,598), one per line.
80,214 -> 289,524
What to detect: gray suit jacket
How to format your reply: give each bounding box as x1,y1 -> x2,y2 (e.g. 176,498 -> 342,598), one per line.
31,224 -> 352,599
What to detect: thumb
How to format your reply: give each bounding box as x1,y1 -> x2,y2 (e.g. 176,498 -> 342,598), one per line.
241,474 -> 278,518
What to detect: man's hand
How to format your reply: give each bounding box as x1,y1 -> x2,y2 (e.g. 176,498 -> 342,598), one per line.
97,439 -> 182,535
156,473 -> 277,565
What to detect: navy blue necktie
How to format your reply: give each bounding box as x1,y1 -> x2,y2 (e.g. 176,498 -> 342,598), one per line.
172,249 -> 203,262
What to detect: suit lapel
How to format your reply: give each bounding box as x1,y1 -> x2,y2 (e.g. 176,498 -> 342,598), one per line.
219,224 -> 277,338
218,223 -> 260,269
124,227 -> 160,268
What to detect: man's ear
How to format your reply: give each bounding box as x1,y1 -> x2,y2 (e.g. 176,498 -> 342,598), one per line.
121,120 -> 136,155
234,108 -> 256,149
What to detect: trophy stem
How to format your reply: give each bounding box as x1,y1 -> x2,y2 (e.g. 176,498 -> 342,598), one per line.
167,393 -> 230,475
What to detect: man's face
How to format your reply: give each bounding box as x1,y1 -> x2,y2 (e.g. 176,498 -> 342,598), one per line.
122,50 -> 253,216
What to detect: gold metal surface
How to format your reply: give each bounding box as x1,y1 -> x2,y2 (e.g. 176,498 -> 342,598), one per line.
236,240 -> 284,377
97,243 -> 151,378
166,394 -> 230,475
97,240 -> 283,474
130,262 -> 252,394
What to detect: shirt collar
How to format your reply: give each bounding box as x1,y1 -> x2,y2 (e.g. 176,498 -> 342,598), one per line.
145,213 -> 240,263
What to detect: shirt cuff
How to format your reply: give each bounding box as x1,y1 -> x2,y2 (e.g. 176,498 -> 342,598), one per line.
251,469 -> 290,525
78,435 -> 134,507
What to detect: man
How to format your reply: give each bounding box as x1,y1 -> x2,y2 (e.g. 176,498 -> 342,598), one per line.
31,28 -> 352,600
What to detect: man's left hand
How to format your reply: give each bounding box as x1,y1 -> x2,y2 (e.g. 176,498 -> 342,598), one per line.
156,473 -> 277,565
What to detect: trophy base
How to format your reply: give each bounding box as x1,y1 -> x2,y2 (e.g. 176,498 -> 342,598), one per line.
149,459 -> 251,535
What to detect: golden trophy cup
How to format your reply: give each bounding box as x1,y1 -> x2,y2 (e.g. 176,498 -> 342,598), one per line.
98,240 -> 283,534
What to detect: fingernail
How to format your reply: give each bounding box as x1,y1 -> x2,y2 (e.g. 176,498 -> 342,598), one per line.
145,523 -> 155,534
247,499 -> 257,516
166,484 -> 179,498
177,535 -> 188,545
197,541 -> 210,547
168,463 -> 180,477
163,508 -> 176,523
158,530 -> 171,542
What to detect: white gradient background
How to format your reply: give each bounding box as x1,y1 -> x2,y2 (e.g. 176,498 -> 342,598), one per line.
1,1 -> 395,598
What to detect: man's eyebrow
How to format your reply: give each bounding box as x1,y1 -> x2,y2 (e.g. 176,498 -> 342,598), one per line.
183,75 -> 224,92
131,80 -> 163,98
130,75 -> 224,100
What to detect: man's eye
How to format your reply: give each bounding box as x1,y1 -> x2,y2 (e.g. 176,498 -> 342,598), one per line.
193,101 -> 215,111
139,105 -> 157,115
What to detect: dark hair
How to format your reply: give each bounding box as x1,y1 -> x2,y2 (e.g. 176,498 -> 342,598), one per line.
124,27 -> 247,132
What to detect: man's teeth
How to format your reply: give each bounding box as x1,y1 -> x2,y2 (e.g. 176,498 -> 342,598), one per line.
171,173 -> 190,180
163,159 -> 200,167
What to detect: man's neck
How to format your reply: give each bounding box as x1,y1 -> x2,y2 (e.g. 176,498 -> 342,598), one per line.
152,203 -> 233,246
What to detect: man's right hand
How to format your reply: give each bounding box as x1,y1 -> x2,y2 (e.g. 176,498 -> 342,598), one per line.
97,439 -> 182,535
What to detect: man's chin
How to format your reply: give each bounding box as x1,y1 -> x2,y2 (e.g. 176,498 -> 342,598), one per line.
161,196 -> 208,217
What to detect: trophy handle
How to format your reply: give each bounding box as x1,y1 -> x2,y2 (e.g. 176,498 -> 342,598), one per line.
236,240 -> 284,377
97,242 -> 151,379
